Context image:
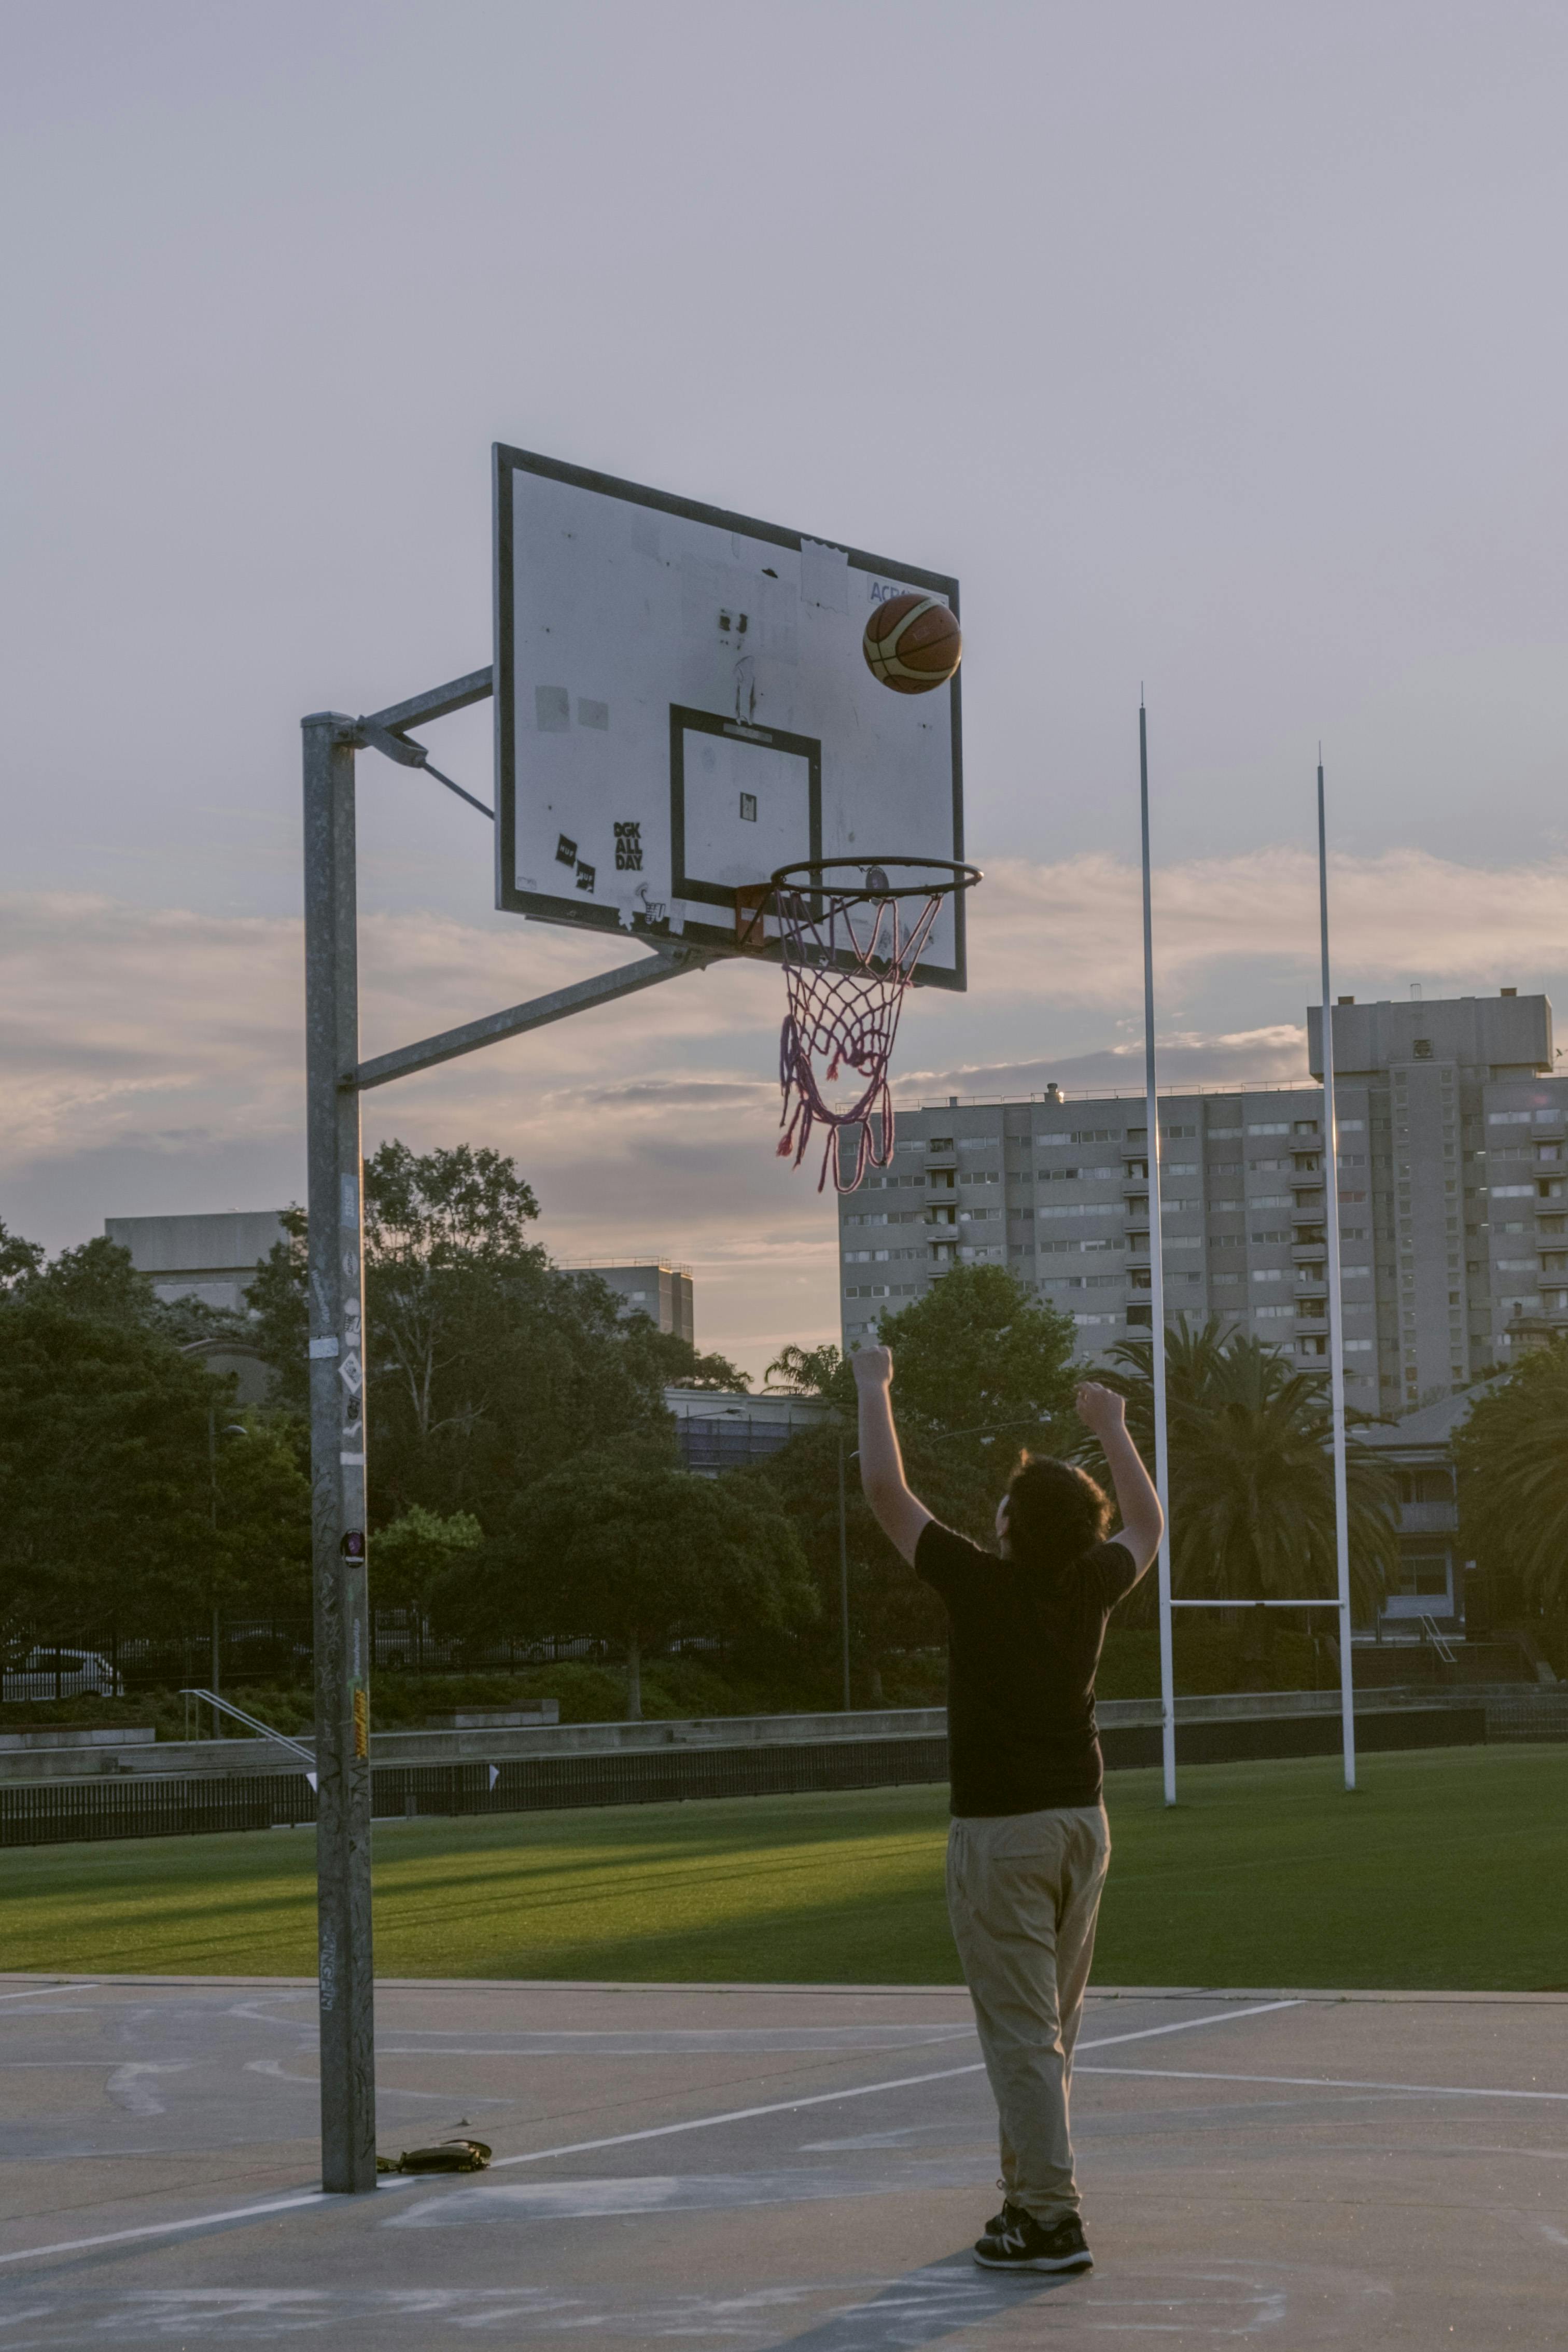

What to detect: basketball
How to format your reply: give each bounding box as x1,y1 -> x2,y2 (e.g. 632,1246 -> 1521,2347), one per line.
862,593 -> 962,695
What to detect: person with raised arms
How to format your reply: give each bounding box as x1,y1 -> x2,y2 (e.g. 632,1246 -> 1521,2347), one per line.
852,1345 -> 1163,2274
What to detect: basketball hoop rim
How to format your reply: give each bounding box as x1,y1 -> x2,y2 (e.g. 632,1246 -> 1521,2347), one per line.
768,855 -> 983,903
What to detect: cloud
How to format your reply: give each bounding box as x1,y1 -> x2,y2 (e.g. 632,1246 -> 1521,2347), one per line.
899,1024 -> 1310,1105
4,847 -> 1564,1376
968,848 -> 1568,1007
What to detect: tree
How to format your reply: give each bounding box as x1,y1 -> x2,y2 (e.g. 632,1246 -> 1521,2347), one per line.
873,1265 -> 1081,1466
0,1219 -> 44,1294
623,1320 -> 752,1393
1101,1319 -> 1399,1650
454,1444 -> 814,1717
1453,1342 -> 1568,1618
751,1268 -> 1082,1701
0,1290 -> 310,1632
372,1504 -> 485,1615
740,1419 -> 945,1704
247,1143 -> 680,1531
765,1342 -> 852,1406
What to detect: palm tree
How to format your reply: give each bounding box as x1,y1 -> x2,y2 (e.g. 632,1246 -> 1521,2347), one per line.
1453,1339 -> 1568,1616
1102,1319 -> 1399,1639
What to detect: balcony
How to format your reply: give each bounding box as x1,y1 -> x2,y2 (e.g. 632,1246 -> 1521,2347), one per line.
1124,1193 -> 1150,1217
1292,1232 -> 1326,1257
1291,1200 -> 1326,1226
1294,1298 -> 1327,1322
1398,1500 -> 1458,1535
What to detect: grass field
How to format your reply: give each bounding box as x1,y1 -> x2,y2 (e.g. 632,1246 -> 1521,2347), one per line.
4,1744 -> 1565,1991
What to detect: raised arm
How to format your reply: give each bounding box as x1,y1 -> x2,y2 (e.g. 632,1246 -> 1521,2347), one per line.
1075,1382 -> 1163,1573
852,1346 -> 932,1566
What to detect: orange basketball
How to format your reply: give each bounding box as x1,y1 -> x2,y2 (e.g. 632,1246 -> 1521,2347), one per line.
862,593 -> 962,695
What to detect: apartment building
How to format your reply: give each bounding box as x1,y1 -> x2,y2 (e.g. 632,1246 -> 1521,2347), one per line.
838,989 -> 1562,1418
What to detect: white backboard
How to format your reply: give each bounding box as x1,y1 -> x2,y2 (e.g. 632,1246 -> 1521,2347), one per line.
493,445 -> 966,987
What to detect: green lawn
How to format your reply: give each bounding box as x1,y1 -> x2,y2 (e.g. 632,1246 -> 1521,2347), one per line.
4,1744 -> 1565,1991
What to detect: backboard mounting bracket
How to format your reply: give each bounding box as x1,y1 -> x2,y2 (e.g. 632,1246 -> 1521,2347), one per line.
349,668 -> 496,820
347,941 -> 713,1093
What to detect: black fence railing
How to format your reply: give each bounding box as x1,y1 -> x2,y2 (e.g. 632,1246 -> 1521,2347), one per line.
0,1705 -> 1499,1851
1,1616 -> 619,1701
0,1735 -> 951,1849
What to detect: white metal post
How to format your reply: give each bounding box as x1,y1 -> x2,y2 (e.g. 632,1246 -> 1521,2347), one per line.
1317,756 -> 1357,1794
1141,704 -> 1177,1805
303,711 -> 376,2190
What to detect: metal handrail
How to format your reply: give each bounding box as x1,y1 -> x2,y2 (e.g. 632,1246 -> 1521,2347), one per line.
179,1689 -> 315,1766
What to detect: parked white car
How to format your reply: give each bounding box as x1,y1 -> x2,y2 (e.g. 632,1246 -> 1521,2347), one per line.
2,1647 -> 125,1702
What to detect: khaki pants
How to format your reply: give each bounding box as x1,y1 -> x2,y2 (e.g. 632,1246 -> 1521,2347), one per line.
945,1802 -> 1111,2226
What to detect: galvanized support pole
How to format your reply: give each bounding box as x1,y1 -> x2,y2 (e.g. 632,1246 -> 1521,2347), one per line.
1317,757 -> 1357,1794
302,711 -> 376,2192
837,1436 -> 852,1711
1141,703 -> 1178,1807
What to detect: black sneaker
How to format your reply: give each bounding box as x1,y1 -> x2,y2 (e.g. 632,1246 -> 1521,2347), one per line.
973,2208 -> 1093,2273
985,2195 -> 1028,2237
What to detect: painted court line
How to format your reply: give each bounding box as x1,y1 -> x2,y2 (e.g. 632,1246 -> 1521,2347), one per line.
0,1983 -> 99,2005
0,2184 -> 418,2270
0,1999 -> 1295,2270
1077,2062 -> 1568,2103
486,2000 -> 1301,2170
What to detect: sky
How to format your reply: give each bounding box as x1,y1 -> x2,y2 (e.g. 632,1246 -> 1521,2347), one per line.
4,1 -> 1566,1378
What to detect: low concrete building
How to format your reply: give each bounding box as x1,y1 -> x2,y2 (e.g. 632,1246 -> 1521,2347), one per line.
105,1210 -> 287,1317
664,1387 -> 833,1475
106,1209 -> 286,1405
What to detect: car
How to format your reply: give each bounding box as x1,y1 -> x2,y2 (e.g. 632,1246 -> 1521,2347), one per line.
2,1647 -> 125,1702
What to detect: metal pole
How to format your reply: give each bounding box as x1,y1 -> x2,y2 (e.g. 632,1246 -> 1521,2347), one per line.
1317,755 -> 1357,1794
1141,702 -> 1177,1807
208,1409 -> 221,1738
837,1436 -> 852,1712
303,711 -> 376,2191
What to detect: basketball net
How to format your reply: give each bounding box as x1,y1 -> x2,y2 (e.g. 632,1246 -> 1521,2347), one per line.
772,884 -> 944,1193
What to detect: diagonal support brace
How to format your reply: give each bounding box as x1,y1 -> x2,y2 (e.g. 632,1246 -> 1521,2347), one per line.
348,946 -> 715,1092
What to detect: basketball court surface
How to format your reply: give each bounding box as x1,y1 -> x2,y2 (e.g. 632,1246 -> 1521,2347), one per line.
2,1972 -> 1563,2347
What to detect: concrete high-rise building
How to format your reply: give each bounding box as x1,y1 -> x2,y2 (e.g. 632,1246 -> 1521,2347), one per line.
564,1259 -> 695,1346
838,990 -> 1563,1418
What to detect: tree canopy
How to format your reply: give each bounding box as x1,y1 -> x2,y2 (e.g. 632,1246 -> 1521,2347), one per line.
0,1222 -> 310,1632
442,1440 -> 814,1717
1454,1343 -> 1568,1617
247,1141 -> 730,1533
750,1267 -> 1082,1699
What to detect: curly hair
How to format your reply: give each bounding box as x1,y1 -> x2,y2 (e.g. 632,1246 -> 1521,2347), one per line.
1002,1451 -> 1111,1574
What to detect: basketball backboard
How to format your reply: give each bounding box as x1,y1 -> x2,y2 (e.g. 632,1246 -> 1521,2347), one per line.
493,445 -> 966,987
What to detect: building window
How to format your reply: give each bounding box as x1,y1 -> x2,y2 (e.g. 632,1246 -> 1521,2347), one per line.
1394,1554 -> 1451,1598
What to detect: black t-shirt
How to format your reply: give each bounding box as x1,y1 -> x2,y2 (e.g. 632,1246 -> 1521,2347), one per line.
915,1520 -> 1145,1817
